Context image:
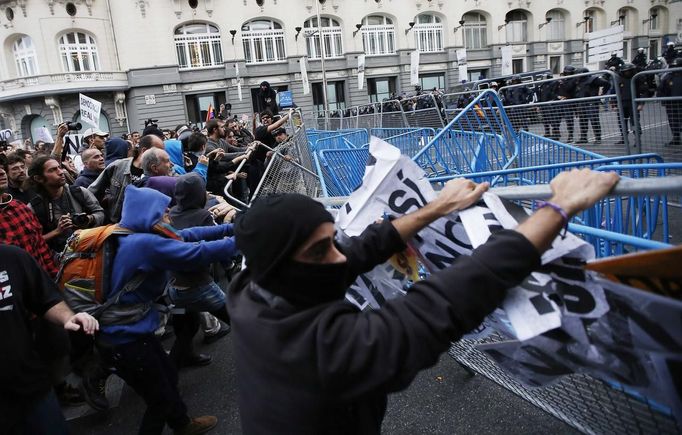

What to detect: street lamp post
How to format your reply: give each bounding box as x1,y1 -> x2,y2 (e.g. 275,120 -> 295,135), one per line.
316,0 -> 330,117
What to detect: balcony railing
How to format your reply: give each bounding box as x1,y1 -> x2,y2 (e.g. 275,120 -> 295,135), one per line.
0,71 -> 128,100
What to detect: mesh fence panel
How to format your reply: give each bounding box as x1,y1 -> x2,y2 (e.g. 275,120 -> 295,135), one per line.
632,68 -> 682,173
449,335 -> 682,435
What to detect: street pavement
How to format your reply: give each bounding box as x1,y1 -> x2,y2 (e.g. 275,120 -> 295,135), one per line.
68,332 -> 577,435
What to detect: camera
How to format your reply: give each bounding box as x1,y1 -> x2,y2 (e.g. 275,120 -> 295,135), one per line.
72,213 -> 90,228
144,118 -> 159,128
66,121 -> 82,131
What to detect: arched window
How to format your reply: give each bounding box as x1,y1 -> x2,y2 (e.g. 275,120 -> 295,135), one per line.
414,14 -> 443,53
13,35 -> 39,77
58,31 -> 99,72
241,19 -> 286,64
304,17 -> 343,59
506,10 -> 528,43
174,23 -> 223,69
618,7 -> 637,32
463,12 -> 487,49
583,8 -> 605,33
545,10 -> 565,40
648,7 -> 667,32
361,15 -> 395,56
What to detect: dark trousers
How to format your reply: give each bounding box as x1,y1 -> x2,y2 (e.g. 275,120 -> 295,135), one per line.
99,335 -> 190,435
4,389 -> 69,435
170,306 -> 231,364
579,103 -> 602,140
665,103 -> 682,141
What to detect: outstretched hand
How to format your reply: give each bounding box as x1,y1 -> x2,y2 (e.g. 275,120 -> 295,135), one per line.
549,169 -> 619,217
432,179 -> 489,216
64,312 -> 99,335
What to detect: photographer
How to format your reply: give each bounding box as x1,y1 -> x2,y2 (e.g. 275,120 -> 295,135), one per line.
27,155 -> 105,253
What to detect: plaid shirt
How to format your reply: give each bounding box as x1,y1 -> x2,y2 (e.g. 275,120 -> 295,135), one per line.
0,195 -> 59,277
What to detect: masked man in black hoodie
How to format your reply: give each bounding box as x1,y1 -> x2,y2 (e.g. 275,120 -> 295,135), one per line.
229,169 -> 619,435
256,81 -> 279,116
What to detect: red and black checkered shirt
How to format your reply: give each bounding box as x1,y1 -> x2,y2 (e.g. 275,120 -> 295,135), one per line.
0,196 -> 59,278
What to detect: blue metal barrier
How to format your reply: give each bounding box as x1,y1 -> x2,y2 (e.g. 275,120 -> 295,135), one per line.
412,91 -> 519,177
368,128 -> 436,157
316,148 -> 371,197
312,130 -> 369,151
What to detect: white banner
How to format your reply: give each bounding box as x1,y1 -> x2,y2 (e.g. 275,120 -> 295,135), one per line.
79,93 -> 101,129
64,134 -> 84,155
357,54 -> 366,90
586,25 -> 623,41
300,56 -> 310,95
410,51 -> 420,86
35,126 -> 54,144
457,48 -> 468,83
235,64 -> 243,101
501,45 -> 513,76
0,129 -> 13,142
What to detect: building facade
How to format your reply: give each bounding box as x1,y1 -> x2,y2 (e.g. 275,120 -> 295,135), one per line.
0,0 -> 679,141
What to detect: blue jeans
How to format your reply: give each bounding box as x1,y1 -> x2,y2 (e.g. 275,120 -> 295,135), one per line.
169,281 -> 226,313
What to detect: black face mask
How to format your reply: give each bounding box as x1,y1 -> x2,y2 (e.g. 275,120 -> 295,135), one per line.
260,259 -> 351,308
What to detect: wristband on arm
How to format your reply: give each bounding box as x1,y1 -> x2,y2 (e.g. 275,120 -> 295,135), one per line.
535,201 -> 569,238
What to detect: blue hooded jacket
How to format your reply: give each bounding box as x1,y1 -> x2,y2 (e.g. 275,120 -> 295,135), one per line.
103,185 -> 236,344
104,137 -> 130,166
164,139 -> 208,180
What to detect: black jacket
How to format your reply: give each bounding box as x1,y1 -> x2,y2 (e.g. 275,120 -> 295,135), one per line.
228,222 -> 540,434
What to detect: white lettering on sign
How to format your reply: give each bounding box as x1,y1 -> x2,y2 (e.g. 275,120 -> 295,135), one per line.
79,93 -> 102,129
0,285 -> 12,300
0,271 -> 8,283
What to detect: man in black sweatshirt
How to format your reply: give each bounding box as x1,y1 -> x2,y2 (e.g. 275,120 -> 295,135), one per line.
229,169 -> 619,434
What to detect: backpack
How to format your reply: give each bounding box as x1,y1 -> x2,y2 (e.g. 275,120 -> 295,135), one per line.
57,224 -> 151,326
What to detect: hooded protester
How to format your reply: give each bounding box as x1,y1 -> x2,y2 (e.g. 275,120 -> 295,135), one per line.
96,184 -> 238,435
167,173 -> 232,368
145,175 -> 178,207
164,138 -> 208,181
104,137 -> 130,167
227,169 -> 620,435
256,81 -> 279,116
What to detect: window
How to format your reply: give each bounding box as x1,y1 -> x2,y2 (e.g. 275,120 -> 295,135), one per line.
174,23 -> 223,69
467,69 -> 488,82
505,10 -> 528,43
368,77 -> 396,102
13,35 -> 39,77
649,9 -> 659,31
419,73 -> 445,91
361,15 -> 396,56
242,19 -> 287,64
618,8 -> 636,32
545,10 -> 565,41
185,92 -> 227,128
548,55 -> 562,74
414,14 -> 444,53
304,17 -> 343,59
463,12 -> 487,49
512,59 -> 524,74
649,39 -> 659,59
312,81 -> 346,112
583,9 -> 603,33
58,32 -> 100,72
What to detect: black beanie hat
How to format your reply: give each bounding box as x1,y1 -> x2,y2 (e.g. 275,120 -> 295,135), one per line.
234,194 -> 334,284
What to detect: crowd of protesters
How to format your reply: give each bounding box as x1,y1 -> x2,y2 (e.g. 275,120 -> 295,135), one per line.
0,46 -> 668,434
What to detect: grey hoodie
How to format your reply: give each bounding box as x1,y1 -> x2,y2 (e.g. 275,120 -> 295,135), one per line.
169,173 -> 215,287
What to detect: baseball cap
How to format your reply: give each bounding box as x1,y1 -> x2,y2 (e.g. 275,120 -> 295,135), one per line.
82,127 -> 109,138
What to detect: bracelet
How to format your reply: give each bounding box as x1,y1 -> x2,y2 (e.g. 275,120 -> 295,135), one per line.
535,201 -> 569,239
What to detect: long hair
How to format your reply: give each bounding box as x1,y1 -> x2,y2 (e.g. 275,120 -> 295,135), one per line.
24,155 -> 57,197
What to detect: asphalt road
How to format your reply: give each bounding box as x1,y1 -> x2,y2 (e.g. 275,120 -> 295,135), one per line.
68,332 -> 577,435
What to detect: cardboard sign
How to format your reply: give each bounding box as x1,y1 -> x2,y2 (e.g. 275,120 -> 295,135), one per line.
79,93 -> 101,129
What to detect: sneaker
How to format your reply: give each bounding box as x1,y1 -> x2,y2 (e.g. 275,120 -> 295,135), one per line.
174,415 -> 218,435
56,382 -> 86,406
203,323 -> 231,345
80,371 -> 110,411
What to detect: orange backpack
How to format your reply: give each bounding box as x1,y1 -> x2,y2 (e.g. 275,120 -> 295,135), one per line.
57,224 -> 142,319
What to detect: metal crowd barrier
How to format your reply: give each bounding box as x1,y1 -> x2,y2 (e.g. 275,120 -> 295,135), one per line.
412,90 -> 518,178
368,128 -> 436,156
631,67 -> 682,173
314,148 -> 370,197
313,130 -> 368,151
446,177 -> 682,435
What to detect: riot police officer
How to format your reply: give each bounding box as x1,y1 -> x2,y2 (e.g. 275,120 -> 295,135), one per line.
657,57 -> 682,146
536,73 -> 560,140
557,65 -> 578,142
663,41 -> 677,65
632,48 -> 647,70
574,68 -> 611,143
605,51 -> 625,71
615,63 -> 642,145
501,75 -> 533,132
